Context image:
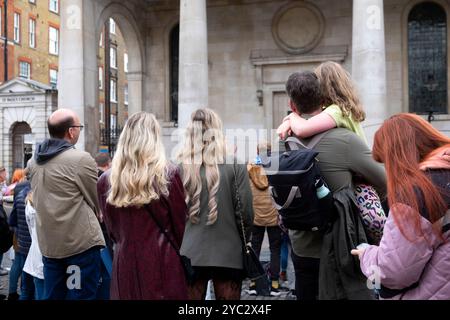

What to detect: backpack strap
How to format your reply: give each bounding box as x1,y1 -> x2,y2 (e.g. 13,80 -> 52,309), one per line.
285,131 -> 329,151
441,209 -> 450,233
269,186 -> 302,210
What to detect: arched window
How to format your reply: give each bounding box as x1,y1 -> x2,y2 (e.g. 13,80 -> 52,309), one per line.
170,24 -> 179,123
408,2 -> 447,114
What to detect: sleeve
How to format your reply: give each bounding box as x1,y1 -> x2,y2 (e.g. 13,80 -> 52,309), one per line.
234,164 -> 254,243
75,154 -> 101,218
167,171 -> 188,248
347,133 -> 387,199
324,105 -> 346,128
97,173 -> 116,244
9,199 -> 18,228
359,209 -> 435,290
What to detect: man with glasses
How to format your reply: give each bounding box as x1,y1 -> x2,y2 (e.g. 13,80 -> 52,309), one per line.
27,109 -> 105,300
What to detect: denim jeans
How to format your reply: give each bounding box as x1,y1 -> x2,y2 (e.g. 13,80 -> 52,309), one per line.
8,251 -> 24,294
33,277 -> 45,300
280,232 -> 290,272
96,247 -> 112,300
291,251 -> 320,301
251,226 -> 282,281
42,246 -> 102,300
19,270 -> 36,300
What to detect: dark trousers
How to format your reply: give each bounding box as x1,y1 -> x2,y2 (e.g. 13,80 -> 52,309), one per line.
251,226 -> 282,281
42,246 -> 102,300
291,251 -> 320,301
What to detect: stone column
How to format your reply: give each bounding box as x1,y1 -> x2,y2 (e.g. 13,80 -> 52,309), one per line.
352,0 -> 388,146
127,71 -> 143,116
59,0 -> 97,153
178,0 -> 209,128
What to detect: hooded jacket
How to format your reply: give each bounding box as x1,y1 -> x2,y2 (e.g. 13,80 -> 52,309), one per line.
247,164 -> 278,227
28,138 -> 105,259
359,146 -> 450,300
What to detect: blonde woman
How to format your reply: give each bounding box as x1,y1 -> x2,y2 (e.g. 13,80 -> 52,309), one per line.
97,112 -> 188,300
177,108 -> 254,300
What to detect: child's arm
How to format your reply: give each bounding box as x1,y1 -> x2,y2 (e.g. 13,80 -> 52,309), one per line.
289,112 -> 337,139
277,119 -> 293,140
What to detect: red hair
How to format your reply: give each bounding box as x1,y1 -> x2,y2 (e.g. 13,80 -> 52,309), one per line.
373,113 -> 450,240
11,169 -> 25,184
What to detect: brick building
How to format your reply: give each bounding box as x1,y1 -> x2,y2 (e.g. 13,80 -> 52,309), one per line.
0,0 -> 60,87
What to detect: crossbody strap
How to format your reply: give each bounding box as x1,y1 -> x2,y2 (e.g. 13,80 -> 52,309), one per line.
144,204 -> 181,258
232,163 -> 250,252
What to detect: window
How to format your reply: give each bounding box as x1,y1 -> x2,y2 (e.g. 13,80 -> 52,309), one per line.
124,53 -> 129,73
50,69 -> 58,87
124,85 -> 129,105
49,26 -> 59,55
110,18 -> 116,35
110,79 -> 117,103
0,7 -> 2,37
29,19 -> 36,48
19,61 -> 31,79
408,2 -> 448,114
110,114 -> 117,129
110,47 -> 117,69
99,67 -> 104,89
99,103 -> 105,124
170,24 -> 179,122
14,13 -> 21,43
49,0 -> 59,14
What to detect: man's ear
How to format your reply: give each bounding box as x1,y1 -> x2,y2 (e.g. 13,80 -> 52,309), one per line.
289,100 -> 298,114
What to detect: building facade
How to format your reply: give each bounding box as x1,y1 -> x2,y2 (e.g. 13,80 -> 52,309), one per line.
58,0 -> 450,157
0,0 -> 60,87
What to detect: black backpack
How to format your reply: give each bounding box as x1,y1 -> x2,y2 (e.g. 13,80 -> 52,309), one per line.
0,202 -> 13,254
263,134 -> 334,231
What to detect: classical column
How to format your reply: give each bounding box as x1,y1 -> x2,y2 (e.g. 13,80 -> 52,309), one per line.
59,0 -> 97,153
178,0 -> 209,128
352,0 -> 388,146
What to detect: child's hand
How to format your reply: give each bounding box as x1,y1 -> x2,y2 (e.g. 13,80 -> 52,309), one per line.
277,119 -> 292,140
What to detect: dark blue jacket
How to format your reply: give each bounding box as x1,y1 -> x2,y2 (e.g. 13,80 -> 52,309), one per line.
9,181 -> 31,255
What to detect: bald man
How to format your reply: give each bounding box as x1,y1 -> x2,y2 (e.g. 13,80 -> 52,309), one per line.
27,109 -> 105,300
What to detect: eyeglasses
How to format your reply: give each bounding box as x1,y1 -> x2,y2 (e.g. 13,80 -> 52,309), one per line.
70,125 -> 84,132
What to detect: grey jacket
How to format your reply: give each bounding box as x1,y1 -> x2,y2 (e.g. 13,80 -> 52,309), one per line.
180,162 -> 254,270
28,141 -> 105,259
289,128 -> 387,259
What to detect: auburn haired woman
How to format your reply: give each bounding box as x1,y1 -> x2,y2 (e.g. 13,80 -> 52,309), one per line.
177,108 -> 254,300
97,112 -> 188,300
352,113 -> 450,300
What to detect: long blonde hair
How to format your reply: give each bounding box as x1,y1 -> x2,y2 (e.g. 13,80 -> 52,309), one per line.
315,61 -> 366,122
107,112 -> 169,208
176,108 -> 226,225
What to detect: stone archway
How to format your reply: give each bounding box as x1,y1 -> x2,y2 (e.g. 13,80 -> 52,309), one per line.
96,3 -> 145,117
10,122 -> 32,170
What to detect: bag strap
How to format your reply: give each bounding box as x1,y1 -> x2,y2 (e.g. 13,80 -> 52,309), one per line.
232,163 -> 250,253
441,209 -> 450,233
269,186 -> 302,210
285,131 -> 328,151
144,204 -> 182,258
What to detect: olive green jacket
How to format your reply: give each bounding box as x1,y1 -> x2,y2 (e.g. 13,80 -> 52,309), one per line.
180,162 -> 254,270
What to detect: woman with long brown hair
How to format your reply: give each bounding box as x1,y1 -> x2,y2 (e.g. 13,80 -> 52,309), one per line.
352,113 -> 450,300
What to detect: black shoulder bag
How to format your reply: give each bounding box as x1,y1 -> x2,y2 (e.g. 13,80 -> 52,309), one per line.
232,164 -> 266,281
144,205 -> 195,285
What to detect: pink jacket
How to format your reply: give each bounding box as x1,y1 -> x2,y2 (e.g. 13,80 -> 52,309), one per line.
360,211 -> 450,300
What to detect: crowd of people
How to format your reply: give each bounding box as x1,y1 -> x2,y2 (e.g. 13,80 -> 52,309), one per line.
0,61 -> 449,300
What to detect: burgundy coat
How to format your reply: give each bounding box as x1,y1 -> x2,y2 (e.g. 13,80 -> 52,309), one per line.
97,168 -> 188,300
